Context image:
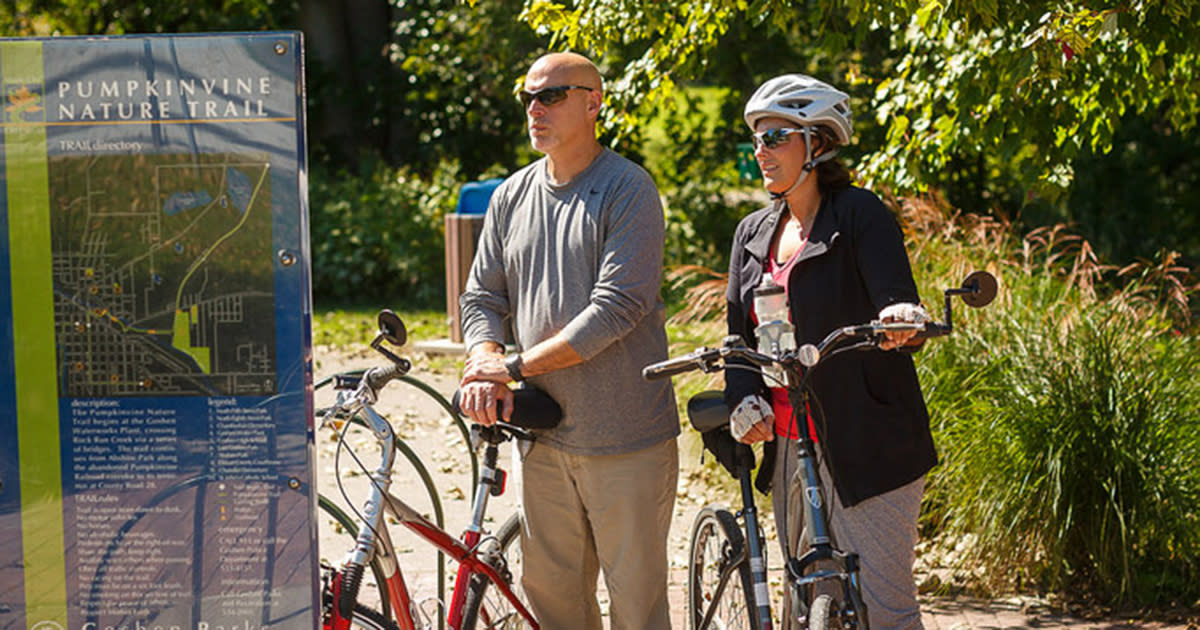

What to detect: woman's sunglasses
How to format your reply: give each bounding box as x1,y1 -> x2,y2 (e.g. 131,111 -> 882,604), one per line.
519,85 -> 594,108
751,127 -> 806,150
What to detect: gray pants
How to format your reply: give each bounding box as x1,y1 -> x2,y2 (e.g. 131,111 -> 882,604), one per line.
519,437 -> 678,630
771,438 -> 924,630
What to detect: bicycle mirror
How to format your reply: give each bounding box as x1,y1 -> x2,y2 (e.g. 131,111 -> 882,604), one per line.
960,271 -> 998,308
377,309 -> 407,346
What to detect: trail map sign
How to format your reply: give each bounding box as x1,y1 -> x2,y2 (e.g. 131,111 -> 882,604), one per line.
0,33 -> 316,630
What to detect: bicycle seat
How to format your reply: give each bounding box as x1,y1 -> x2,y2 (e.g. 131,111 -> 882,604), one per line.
687,390 -> 730,433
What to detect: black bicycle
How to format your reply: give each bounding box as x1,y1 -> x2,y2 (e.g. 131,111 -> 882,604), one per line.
644,271 -> 997,630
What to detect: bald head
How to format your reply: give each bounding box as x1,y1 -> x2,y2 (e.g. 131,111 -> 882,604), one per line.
526,52 -> 603,93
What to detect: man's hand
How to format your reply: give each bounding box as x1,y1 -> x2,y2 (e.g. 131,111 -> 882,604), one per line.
731,394 -> 775,444
462,351 -> 511,385
877,302 -> 931,350
457,380 -> 514,426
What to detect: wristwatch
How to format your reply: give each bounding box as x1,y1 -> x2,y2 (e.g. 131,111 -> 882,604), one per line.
504,353 -> 525,382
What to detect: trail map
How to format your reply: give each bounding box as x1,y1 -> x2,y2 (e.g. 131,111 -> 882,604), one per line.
50,153 -> 277,397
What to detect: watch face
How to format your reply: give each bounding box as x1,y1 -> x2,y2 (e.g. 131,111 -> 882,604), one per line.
506,355 -> 524,381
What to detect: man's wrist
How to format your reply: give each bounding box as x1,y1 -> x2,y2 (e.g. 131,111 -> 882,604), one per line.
504,353 -> 525,382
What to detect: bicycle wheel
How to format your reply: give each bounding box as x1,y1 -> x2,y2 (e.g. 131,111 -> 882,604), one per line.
688,506 -> 759,630
461,512 -> 530,629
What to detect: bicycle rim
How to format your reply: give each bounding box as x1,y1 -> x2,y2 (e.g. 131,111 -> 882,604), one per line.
461,513 -> 531,629
688,506 -> 758,630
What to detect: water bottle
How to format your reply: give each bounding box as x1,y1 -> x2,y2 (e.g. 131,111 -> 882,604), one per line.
752,274 -> 795,385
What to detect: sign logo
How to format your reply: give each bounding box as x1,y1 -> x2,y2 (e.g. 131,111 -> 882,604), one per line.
32,621 -> 65,630
806,487 -> 823,510
4,83 -> 45,123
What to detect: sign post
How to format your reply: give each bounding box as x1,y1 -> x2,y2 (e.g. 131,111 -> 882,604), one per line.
0,32 -> 316,630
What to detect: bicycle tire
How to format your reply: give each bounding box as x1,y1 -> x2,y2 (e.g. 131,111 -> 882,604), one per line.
688,506 -> 759,630
460,512 -> 530,629
807,594 -> 836,630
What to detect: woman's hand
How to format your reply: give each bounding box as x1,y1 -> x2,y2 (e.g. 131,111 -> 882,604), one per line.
730,394 -> 775,444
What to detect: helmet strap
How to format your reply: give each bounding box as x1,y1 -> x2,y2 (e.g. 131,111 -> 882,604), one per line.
768,128 -> 839,200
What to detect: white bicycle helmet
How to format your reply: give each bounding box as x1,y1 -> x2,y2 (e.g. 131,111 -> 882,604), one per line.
744,74 -> 853,198
743,74 -> 853,144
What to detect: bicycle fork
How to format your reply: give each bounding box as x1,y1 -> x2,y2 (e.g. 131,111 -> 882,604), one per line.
784,441 -> 869,630
325,401 -> 419,630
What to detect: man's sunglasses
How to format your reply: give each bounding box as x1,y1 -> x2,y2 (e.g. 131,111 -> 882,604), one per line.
751,127 -> 806,150
519,85 -> 594,108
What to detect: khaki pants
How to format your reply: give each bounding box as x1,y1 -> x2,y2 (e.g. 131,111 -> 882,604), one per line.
772,438 -> 925,630
518,437 -> 677,630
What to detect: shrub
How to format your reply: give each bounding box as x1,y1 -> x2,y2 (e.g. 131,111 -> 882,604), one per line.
309,158 -> 461,307
909,197 -> 1200,605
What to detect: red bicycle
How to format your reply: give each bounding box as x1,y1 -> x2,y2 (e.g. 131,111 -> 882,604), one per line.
319,309 -> 554,630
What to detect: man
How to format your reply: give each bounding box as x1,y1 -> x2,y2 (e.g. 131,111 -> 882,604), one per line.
457,52 -> 679,630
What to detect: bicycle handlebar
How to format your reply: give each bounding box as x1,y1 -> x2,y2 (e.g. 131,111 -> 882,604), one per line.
641,351 -> 717,381
644,271 -> 997,382
643,319 -> 941,381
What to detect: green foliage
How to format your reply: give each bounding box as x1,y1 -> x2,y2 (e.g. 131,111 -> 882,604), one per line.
903,201 -> 1200,604
1057,114 -> 1200,269
308,158 -> 461,307
0,0 -> 295,35
520,0 -> 1200,202
643,87 -> 759,273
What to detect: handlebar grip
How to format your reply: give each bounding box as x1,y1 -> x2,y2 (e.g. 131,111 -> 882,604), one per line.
364,363 -> 405,390
642,356 -> 700,381
911,322 -> 951,341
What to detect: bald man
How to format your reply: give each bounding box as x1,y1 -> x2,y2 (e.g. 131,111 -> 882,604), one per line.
458,52 -> 679,630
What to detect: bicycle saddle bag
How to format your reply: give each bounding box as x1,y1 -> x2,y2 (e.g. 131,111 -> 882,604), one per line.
451,385 -> 563,430
689,391 -> 758,480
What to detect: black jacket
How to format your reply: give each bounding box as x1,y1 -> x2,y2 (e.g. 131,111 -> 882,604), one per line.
724,186 -> 935,507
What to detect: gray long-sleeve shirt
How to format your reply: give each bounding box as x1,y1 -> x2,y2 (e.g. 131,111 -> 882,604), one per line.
460,149 -> 679,455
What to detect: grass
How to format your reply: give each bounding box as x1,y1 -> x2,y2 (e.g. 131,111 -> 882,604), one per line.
313,305 -> 449,348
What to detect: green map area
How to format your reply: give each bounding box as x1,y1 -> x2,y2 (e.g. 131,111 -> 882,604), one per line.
50,153 -> 277,397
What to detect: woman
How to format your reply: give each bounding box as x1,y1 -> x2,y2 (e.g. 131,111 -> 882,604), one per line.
724,74 -> 932,630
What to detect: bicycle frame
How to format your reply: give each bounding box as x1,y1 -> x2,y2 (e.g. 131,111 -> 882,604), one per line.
325,379 -> 537,630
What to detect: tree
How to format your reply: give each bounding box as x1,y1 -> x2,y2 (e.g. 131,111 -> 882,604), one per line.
520,0 -> 1200,202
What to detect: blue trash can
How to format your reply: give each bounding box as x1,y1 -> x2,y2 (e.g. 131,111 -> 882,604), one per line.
455,177 -> 503,215
446,177 -> 504,342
